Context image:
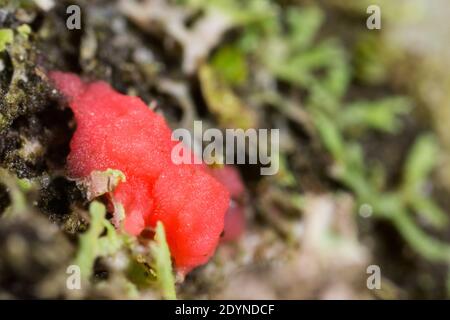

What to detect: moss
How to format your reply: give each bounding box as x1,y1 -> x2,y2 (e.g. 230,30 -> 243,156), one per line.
0,27 -> 54,132
0,28 -> 13,52
0,0 -> 448,299
0,211 -> 74,298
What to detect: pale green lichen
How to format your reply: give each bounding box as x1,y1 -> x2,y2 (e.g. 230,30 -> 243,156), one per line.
0,29 -> 14,52
199,64 -> 257,129
74,201 -> 177,299
150,221 -> 177,300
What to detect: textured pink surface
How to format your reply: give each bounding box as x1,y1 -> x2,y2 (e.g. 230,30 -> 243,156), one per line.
50,71 -> 229,273
211,166 -> 246,241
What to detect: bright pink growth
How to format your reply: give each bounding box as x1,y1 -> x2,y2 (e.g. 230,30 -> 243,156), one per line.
49,71 -> 229,273
211,166 -> 246,241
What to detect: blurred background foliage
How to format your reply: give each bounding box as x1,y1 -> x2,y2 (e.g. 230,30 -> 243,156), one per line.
1,0 -> 450,299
